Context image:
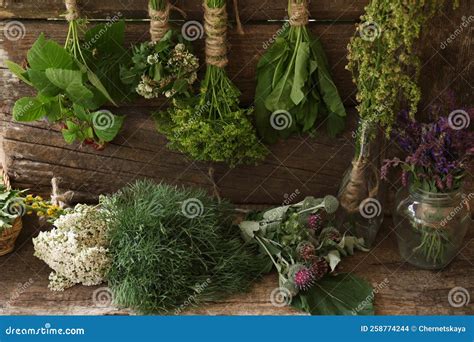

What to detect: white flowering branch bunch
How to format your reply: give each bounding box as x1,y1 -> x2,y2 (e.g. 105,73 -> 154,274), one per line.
33,204 -> 110,291
120,31 -> 199,99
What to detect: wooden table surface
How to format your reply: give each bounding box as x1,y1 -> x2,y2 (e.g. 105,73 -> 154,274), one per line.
0,217 -> 472,316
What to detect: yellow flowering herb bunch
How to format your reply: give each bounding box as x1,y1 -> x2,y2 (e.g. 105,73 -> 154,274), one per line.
346,0 -> 458,143
24,194 -> 65,221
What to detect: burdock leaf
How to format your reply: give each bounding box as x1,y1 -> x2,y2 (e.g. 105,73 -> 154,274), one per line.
239,221 -> 261,242
326,250 -> 341,271
291,273 -> 374,315
262,205 -> 290,221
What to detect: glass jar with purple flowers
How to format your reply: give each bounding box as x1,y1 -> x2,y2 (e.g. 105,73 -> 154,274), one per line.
382,108 -> 473,269
395,187 -> 471,269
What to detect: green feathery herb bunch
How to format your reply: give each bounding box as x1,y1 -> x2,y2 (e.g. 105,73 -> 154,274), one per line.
347,0 -> 458,143
255,0 -> 346,143
102,179 -> 268,314
154,0 -> 267,167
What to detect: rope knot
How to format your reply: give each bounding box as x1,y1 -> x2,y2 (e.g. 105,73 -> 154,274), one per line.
149,2 -> 171,43
65,0 -> 80,22
289,0 -> 309,27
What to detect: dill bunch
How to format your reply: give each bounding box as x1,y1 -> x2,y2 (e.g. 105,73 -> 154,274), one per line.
102,179 -> 269,314
154,0 -> 267,167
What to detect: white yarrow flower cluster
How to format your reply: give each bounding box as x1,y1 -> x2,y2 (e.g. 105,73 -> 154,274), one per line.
33,204 -> 110,291
136,43 -> 199,99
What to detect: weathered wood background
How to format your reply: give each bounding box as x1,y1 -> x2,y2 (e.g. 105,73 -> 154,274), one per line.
0,0 -> 472,205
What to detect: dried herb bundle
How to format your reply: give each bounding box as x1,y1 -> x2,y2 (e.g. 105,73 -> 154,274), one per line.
7,1 -> 131,148
103,179 -> 268,313
120,0 -> 199,100
154,0 -> 266,167
240,195 -> 373,315
255,0 -> 346,143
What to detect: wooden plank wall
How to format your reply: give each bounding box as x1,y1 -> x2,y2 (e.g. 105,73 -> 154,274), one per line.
0,0 -> 472,205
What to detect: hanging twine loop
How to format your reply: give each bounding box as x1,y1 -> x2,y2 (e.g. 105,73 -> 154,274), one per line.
289,0 -> 309,27
232,0 -> 244,35
65,0 -> 80,22
208,167 -> 222,203
149,2 -> 171,43
204,2 -> 229,68
51,177 -> 75,209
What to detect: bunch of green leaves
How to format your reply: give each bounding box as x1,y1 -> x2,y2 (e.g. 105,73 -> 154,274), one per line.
120,30 -> 199,99
102,179 -> 268,314
7,19 -> 132,148
154,0 -> 267,167
347,0 -> 458,148
255,0 -> 346,144
0,185 -> 26,233
239,195 -> 373,315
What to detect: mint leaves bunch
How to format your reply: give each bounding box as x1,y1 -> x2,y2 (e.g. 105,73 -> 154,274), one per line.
7,18 -> 131,149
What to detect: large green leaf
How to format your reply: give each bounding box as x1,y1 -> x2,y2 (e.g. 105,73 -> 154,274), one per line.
28,69 -> 61,96
45,68 -> 83,89
66,83 -> 95,107
86,69 -> 118,107
255,64 -> 278,144
92,111 -> 124,142
311,38 -> 346,121
292,274 -> 375,315
257,36 -> 289,70
84,21 -> 125,55
5,60 -> 32,86
12,97 -> 47,121
290,42 -> 310,105
45,68 -> 94,107
82,21 -> 130,104
27,34 -> 74,71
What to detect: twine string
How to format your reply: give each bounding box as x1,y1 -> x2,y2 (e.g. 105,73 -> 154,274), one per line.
204,2 -> 228,68
51,177 -> 75,208
289,0 -> 309,27
232,0 -> 244,35
65,0 -> 80,22
149,2 -> 171,42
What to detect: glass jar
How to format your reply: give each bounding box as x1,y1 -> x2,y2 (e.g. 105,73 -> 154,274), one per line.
395,187 -> 472,269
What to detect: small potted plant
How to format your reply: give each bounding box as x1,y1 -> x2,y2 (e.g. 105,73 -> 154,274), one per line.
382,110 -> 473,269
0,172 -> 65,256
0,184 -> 26,256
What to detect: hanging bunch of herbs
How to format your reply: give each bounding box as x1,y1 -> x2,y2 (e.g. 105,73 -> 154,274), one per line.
338,0 -> 458,215
120,0 -> 199,99
154,0 -> 267,167
6,0 -> 132,149
103,179 -> 268,314
254,0 -> 346,144
239,195 -> 374,315
346,0 -> 459,142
